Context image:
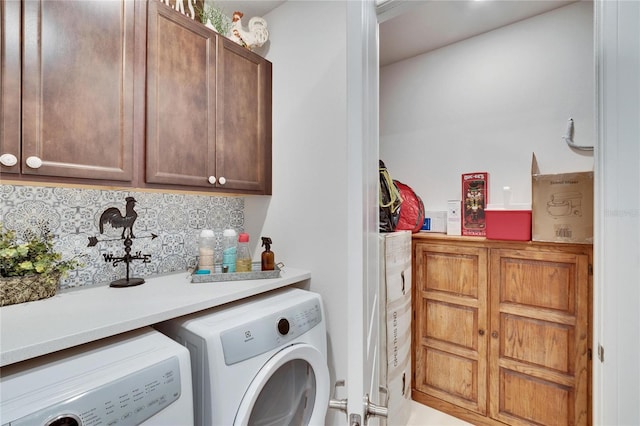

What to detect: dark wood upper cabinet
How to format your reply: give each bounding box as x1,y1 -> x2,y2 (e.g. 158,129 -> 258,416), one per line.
146,0 -> 272,194
216,37 -> 272,194
146,0 -> 216,188
3,0 -> 271,194
0,0 -> 21,174
20,0 -> 137,181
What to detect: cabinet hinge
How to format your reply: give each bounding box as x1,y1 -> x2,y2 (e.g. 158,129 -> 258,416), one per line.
587,348 -> 592,360
588,264 -> 593,275
598,344 -> 604,362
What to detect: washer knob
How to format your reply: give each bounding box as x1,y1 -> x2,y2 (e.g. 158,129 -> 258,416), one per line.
277,318 -> 290,336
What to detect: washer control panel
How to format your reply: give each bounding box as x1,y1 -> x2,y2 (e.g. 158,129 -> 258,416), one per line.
9,357 -> 182,426
221,298 -> 322,365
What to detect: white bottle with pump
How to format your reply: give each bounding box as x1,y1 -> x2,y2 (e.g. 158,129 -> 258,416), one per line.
198,229 -> 215,272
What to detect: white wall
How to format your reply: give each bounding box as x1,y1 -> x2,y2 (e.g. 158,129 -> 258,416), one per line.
380,1 -> 594,210
243,2 -> 349,425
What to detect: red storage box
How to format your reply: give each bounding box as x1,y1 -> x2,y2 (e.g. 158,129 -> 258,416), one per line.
485,209 -> 532,241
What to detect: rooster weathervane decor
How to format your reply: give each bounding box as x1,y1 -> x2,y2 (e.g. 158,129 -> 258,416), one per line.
87,197 -> 158,288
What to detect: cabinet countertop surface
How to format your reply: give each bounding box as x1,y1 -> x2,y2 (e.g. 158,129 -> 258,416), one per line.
0,267 -> 311,367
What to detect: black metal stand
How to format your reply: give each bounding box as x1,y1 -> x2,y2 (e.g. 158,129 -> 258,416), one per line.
103,236 -> 151,287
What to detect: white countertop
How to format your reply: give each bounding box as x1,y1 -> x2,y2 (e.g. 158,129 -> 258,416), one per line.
0,267 -> 311,367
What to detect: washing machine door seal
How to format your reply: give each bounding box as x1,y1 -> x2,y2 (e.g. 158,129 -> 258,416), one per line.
233,343 -> 330,426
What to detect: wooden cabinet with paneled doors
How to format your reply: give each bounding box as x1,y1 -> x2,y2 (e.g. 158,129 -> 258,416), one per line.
12,0 -> 139,182
146,0 -> 272,194
412,234 -> 591,426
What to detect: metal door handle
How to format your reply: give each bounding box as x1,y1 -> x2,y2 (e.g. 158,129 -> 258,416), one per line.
364,393 -> 388,419
328,379 -> 347,413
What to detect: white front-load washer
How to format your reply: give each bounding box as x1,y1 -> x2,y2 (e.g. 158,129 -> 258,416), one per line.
0,327 -> 194,426
154,287 -> 330,426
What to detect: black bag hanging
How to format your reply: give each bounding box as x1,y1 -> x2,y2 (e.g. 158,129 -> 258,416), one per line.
379,160 -> 402,232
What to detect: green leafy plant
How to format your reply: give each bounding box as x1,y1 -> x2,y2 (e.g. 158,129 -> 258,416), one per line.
197,3 -> 231,36
0,223 -> 83,278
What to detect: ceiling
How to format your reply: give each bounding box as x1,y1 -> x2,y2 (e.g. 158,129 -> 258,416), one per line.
378,0 -> 577,66
211,0 -> 577,66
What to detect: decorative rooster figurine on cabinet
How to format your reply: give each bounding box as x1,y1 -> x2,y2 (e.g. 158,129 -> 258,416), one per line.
99,196 -> 138,239
230,11 -> 269,50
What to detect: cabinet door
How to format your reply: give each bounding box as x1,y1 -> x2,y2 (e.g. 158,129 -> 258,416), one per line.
21,0 -> 135,181
413,242 -> 488,415
489,249 -> 589,426
216,38 -> 272,194
1,0 -> 21,174
146,0 -> 216,188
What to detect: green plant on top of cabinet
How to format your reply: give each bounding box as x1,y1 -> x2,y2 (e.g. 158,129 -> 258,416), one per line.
17,0 -> 138,182
146,0 -> 272,194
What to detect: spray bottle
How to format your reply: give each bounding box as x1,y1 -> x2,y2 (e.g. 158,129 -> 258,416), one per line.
261,237 -> 275,271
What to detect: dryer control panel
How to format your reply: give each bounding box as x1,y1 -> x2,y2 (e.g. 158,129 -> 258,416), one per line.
221,298 -> 322,365
7,357 -> 182,426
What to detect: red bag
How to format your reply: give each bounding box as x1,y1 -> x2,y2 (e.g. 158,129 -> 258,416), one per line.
394,180 -> 425,233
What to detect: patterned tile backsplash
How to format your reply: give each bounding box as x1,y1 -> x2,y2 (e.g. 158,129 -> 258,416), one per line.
0,184 -> 244,289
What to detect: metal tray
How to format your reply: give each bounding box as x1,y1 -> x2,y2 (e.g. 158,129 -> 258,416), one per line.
191,262 -> 281,283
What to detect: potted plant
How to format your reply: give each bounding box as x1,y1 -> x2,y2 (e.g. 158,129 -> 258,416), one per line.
197,3 -> 231,36
0,224 -> 83,307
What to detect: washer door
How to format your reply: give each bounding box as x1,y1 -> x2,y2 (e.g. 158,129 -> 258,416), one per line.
234,344 -> 330,426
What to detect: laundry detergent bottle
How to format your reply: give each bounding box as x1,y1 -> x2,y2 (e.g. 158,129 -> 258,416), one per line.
222,229 -> 237,273
236,233 -> 252,272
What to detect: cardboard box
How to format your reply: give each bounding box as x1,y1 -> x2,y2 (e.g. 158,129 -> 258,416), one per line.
462,172 -> 489,236
531,154 -> 593,243
486,208 -> 532,241
420,211 -> 447,233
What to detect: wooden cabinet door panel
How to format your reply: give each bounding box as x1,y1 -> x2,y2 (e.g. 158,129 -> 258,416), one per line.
216,38 -> 272,193
498,369 -> 574,426
501,314 -> 574,373
413,243 -> 488,415
146,0 -> 216,187
489,248 -> 589,426
21,0 -> 135,181
418,346 -> 482,412
1,0 -> 21,175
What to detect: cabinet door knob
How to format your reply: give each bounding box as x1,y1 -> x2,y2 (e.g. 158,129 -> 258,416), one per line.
478,329 -> 485,336
26,156 -> 43,169
218,176 -> 226,185
208,176 -> 216,185
491,331 -> 499,339
0,153 -> 18,167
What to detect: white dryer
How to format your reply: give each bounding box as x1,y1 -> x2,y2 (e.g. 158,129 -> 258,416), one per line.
0,327 -> 193,426
154,287 -> 330,426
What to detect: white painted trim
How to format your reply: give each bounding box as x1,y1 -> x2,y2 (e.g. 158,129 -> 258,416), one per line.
594,0 -> 640,424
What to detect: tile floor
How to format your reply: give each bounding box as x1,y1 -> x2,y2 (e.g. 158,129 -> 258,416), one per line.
406,401 -> 472,426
